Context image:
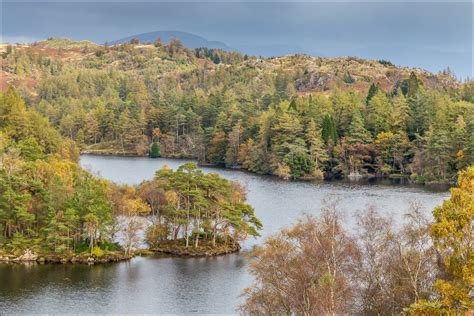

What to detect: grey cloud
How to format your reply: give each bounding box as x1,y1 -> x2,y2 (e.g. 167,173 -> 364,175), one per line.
1,1 -> 472,78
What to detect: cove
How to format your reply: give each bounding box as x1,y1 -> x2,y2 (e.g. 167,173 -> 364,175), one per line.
0,155 -> 450,314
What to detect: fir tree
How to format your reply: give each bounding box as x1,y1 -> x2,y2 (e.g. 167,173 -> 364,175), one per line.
366,83 -> 378,106
272,112 -> 313,177
306,119 -> 329,171
406,72 -> 421,98
322,114 -> 338,144
366,90 -> 393,134
347,110 -> 372,144
149,141 -> 160,158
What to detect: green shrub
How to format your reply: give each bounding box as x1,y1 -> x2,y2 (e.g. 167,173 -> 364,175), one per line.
378,59 -> 394,67
343,72 -> 355,84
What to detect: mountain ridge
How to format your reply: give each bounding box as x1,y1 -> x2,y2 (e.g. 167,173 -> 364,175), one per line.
108,30 -> 229,50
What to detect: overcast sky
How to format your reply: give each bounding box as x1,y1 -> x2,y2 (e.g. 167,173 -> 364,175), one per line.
1,1 -> 472,78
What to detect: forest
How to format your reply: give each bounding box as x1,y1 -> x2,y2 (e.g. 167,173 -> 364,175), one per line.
0,88 -> 260,260
2,38 -> 473,183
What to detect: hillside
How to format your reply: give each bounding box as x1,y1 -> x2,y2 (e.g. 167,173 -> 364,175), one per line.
0,38 -> 459,96
1,38 -> 473,183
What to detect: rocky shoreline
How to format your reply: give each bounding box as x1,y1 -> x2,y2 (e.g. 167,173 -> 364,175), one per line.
0,249 -> 132,265
0,243 -> 242,264
150,240 -> 241,257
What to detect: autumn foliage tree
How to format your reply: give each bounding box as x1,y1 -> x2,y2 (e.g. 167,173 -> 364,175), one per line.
409,166 -> 474,314
241,186 -> 473,315
240,198 -> 359,315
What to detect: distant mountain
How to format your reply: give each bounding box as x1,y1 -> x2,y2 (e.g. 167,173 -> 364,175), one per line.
108,31 -> 229,50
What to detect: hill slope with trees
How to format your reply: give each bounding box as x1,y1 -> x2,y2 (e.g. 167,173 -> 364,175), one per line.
1,38 -> 473,183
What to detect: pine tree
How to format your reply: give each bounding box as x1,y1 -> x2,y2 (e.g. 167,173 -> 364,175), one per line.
243,112 -> 274,175
272,112 -> 304,158
347,110 -> 372,144
407,90 -> 432,137
390,91 -> 409,132
450,116 -> 469,171
272,112 -> 313,178
225,121 -> 242,167
149,141 -> 160,158
366,83 -> 378,106
207,130 -> 227,166
288,98 -> 297,112
343,72 -> 355,84
423,125 -> 451,180
406,72 -> 420,98
306,120 -> 328,172
366,90 -> 393,134
322,114 -> 338,144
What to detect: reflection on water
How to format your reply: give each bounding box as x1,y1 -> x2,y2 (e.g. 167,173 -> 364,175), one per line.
0,155 -> 450,314
0,255 -> 248,314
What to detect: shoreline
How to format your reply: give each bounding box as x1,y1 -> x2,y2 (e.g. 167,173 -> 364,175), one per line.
80,151 -> 454,187
0,251 -> 133,265
149,240 -> 241,257
0,242 -> 244,265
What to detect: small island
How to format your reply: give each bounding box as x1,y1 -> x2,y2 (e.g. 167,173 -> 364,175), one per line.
145,163 -> 262,256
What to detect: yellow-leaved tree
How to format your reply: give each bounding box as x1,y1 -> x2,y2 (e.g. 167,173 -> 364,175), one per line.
409,166 -> 473,314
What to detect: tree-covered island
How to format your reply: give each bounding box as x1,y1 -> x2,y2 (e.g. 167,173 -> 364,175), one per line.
145,163 -> 262,256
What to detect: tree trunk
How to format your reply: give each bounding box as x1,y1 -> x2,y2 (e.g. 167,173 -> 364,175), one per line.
195,219 -> 200,248
185,223 -> 189,248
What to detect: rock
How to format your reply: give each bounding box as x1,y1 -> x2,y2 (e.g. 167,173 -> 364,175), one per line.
87,257 -> 95,264
47,256 -> 61,263
16,249 -> 38,262
348,171 -> 364,181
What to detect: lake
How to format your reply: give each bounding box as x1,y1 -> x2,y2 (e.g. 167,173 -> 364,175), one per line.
0,155 -> 450,314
